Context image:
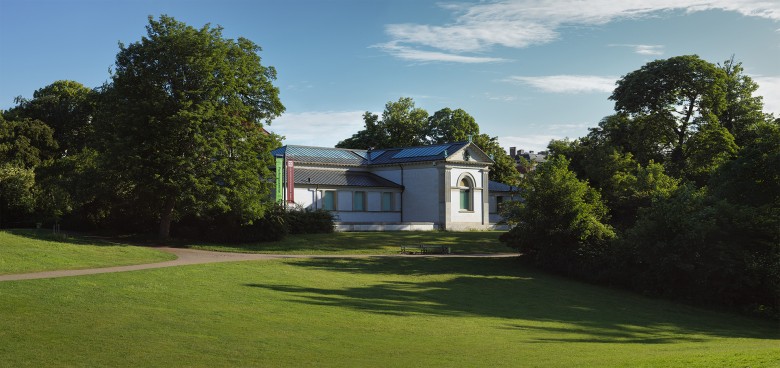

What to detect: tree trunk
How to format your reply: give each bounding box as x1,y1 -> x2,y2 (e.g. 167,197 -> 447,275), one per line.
158,196 -> 176,242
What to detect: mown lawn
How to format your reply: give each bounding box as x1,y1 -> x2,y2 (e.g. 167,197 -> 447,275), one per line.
0,229 -> 175,275
187,231 -> 514,254
1,256 -> 776,367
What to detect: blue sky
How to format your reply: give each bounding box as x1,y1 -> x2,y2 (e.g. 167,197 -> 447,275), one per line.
1,0 -> 778,152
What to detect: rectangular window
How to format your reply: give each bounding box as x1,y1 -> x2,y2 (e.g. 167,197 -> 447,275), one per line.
496,196 -> 504,213
323,191 -> 336,211
381,192 -> 393,211
353,191 -> 366,211
460,189 -> 471,210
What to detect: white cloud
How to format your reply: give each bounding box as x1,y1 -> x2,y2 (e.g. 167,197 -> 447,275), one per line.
506,75 -> 616,93
754,76 -> 780,116
269,111 -> 366,147
373,42 -> 506,63
379,0 -> 780,62
609,44 -> 665,55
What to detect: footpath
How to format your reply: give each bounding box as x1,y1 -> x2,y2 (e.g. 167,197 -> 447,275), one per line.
0,247 -> 518,282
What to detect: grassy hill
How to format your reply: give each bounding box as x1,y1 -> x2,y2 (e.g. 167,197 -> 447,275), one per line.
1,253 -> 776,367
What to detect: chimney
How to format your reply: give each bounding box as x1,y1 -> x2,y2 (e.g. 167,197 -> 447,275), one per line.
529,150 -> 534,154
509,147 -> 516,158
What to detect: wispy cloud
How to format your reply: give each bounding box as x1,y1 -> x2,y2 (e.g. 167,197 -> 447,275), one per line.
378,0 -> 780,62
269,111 -> 366,147
372,42 -> 506,63
506,75 -> 616,93
754,76 -> 780,116
609,44 -> 665,55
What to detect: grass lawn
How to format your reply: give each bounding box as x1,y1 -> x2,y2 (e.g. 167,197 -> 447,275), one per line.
1,256 -> 776,367
0,229 -> 176,275
187,231 -> 514,254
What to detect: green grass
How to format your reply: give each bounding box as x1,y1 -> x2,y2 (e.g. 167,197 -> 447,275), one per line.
186,231 -> 514,254
1,257 -> 776,367
0,229 -> 176,275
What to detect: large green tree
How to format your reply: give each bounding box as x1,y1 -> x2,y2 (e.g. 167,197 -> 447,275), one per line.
610,55 -> 727,173
97,15 -> 284,240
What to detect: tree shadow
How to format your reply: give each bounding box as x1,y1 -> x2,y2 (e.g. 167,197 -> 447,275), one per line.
186,231 -> 513,254
2,228 -> 140,247
245,257 -> 778,343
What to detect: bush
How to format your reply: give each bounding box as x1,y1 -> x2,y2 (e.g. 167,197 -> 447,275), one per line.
171,205 -> 334,243
286,208 -> 334,234
499,156 -> 615,275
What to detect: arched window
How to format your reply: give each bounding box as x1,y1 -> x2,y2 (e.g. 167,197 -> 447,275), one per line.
458,175 -> 474,211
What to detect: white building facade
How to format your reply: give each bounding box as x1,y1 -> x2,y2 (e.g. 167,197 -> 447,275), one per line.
272,142 -> 517,231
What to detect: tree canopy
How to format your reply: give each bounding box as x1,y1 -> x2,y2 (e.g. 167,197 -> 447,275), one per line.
337,97 -> 520,185
96,15 -> 284,240
610,55 -> 727,173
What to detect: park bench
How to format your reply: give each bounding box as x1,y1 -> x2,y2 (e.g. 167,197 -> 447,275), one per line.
400,244 -> 451,255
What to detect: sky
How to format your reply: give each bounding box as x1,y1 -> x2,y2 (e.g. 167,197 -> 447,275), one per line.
1,0 -> 778,152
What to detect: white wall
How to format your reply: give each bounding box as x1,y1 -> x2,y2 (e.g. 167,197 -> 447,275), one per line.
401,166 -> 441,223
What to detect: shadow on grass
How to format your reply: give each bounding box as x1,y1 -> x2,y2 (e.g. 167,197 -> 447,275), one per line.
2,229 -> 138,247
246,257 -> 778,343
190,231 -> 514,254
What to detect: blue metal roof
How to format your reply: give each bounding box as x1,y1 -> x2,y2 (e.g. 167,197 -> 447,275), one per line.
392,145 -> 448,159
272,141 -> 481,166
272,145 -> 367,165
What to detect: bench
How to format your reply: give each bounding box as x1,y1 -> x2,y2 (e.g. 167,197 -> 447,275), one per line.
400,244 -> 451,255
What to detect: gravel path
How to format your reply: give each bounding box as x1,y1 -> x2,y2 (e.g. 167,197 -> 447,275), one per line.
0,247 -> 518,282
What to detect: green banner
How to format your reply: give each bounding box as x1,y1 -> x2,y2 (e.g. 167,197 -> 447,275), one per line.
275,157 -> 284,203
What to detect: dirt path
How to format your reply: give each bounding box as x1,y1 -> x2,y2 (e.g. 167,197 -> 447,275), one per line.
0,247 -> 518,282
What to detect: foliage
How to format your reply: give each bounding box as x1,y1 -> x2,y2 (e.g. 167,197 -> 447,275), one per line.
684,121 -> 738,185
717,56 -> 770,146
337,97 -> 520,185
6,80 -> 95,155
285,207 -> 334,234
0,116 -> 58,168
0,164 -> 36,227
610,55 -> 727,174
96,15 -> 284,240
499,156 -> 615,274
541,56 -> 778,318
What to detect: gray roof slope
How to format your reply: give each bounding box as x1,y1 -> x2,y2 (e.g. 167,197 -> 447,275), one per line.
271,142 -> 474,166
294,168 -> 403,188
489,180 -> 520,192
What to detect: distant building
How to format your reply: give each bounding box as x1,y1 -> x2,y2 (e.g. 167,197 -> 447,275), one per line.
508,146 -> 548,174
271,141 -> 519,231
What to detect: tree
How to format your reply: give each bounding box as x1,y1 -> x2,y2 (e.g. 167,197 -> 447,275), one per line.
338,99 -> 520,185
8,80 -> 95,155
336,112 -> 386,149
610,55 -> 727,173
499,156 -> 615,274
0,164 -> 36,228
0,115 -> 58,168
426,108 -> 480,144
718,56 -> 768,146
97,15 -> 284,240
382,97 -> 428,147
